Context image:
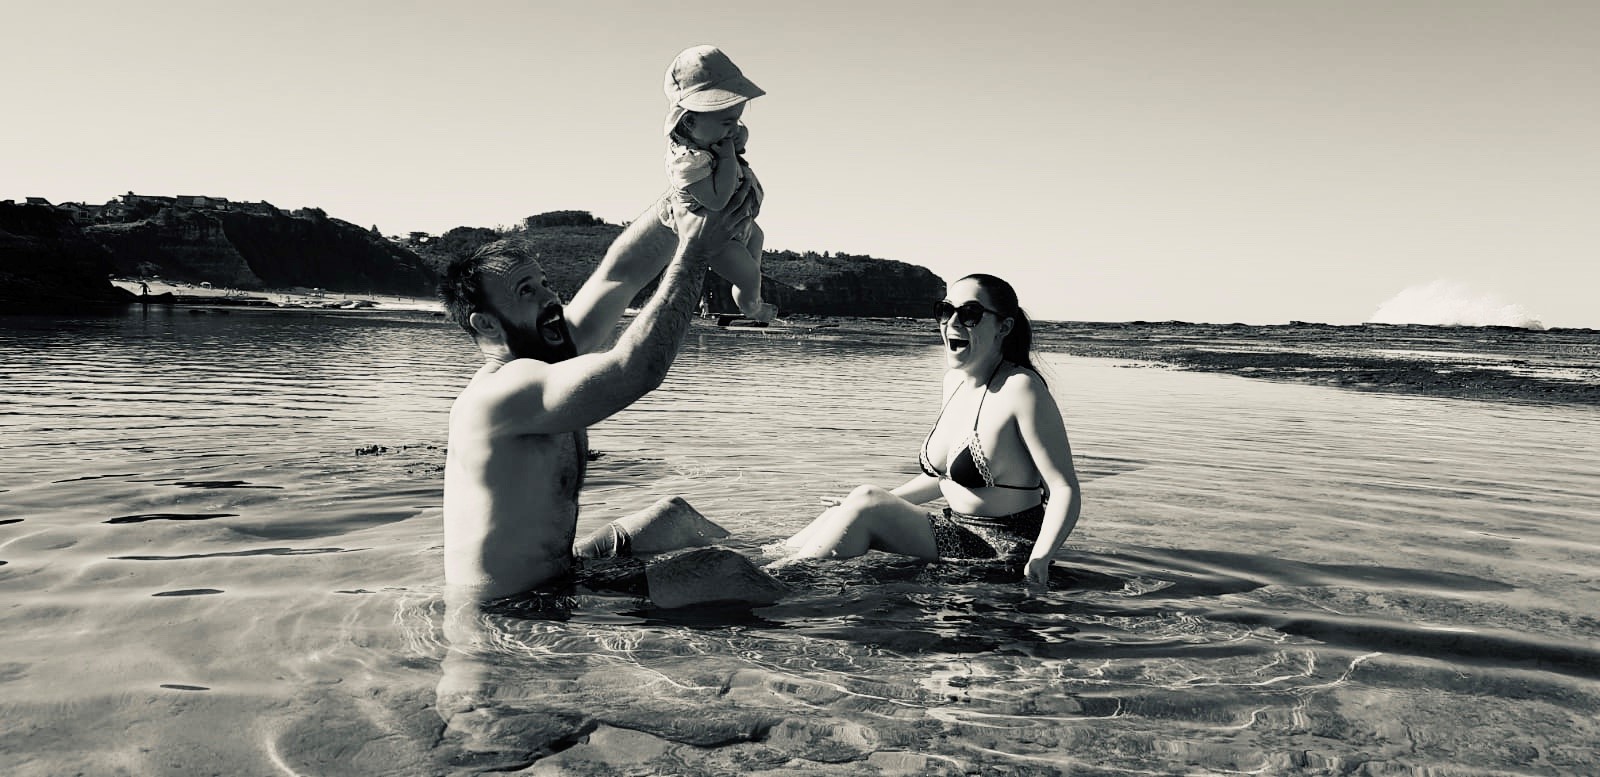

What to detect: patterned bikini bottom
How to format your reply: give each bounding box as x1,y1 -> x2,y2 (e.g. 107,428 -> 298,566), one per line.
926,503 -> 1046,562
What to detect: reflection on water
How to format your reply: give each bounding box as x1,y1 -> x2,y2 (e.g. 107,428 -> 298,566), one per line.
1,308 -> 1598,776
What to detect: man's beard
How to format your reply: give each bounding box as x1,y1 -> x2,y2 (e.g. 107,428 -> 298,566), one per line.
503,312 -> 579,364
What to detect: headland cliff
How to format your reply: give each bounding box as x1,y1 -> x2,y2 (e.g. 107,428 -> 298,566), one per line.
2,196 -> 945,316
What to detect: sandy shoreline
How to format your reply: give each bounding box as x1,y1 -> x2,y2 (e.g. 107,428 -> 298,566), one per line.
111,279 -> 444,314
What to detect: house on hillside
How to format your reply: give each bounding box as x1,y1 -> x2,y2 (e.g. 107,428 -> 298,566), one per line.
94,193 -> 177,221
55,202 -> 100,223
121,193 -> 176,207
235,201 -> 279,216
176,195 -> 231,209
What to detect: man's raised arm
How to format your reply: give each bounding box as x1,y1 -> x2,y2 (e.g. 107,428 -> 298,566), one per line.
480,192 -> 752,435
563,181 -> 753,354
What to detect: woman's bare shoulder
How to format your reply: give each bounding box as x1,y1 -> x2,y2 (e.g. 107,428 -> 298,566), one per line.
997,364 -> 1046,392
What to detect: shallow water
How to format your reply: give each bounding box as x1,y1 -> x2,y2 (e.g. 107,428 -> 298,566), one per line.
2,308 -> 1597,776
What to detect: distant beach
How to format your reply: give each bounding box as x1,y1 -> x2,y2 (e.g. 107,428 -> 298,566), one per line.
112,279 -> 444,315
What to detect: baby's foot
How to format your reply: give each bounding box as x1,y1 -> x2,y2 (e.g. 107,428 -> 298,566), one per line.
741,300 -> 777,323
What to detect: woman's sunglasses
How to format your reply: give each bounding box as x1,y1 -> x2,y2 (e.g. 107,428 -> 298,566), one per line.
936,300 -> 1004,327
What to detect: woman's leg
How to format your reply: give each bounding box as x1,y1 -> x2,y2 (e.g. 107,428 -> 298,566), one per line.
785,485 -> 939,560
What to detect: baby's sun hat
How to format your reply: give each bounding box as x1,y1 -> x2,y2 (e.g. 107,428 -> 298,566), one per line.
664,45 -> 765,135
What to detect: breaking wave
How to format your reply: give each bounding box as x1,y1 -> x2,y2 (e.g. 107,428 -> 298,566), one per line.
1369,280 -> 1544,329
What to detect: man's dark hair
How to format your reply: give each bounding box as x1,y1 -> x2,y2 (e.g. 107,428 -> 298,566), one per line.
437,238 -> 540,337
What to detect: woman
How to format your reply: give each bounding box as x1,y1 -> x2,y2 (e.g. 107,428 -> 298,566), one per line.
783,273 -> 1082,585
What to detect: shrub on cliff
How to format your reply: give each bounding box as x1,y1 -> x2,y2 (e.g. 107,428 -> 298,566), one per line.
523,211 -> 608,229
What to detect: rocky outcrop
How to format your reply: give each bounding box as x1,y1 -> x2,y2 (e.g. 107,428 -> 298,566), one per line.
81,202 -> 436,296
86,209 -> 260,288
716,250 -> 943,318
0,202 -> 131,311
212,208 -> 434,295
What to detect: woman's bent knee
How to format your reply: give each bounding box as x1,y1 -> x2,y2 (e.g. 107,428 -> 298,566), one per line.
844,484 -> 891,510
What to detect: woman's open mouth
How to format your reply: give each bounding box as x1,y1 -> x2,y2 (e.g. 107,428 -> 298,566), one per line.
947,337 -> 970,352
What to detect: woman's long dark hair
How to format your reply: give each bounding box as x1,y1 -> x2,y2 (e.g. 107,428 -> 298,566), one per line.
960,273 -> 1046,387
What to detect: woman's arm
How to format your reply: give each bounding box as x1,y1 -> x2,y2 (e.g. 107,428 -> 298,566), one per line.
890,474 -> 943,504
1013,376 -> 1082,586
820,474 -> 941,507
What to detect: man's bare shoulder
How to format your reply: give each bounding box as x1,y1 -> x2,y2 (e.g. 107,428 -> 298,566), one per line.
452,360 -> 547,416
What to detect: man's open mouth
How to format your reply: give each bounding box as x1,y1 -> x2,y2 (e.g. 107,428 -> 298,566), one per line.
538,306 -> 567,344
947,337 -> 969,352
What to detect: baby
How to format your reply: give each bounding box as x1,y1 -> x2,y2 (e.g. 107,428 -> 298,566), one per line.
655,45 -> 774,322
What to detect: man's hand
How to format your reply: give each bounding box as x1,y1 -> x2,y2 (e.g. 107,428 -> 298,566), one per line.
673,178 -> 754,249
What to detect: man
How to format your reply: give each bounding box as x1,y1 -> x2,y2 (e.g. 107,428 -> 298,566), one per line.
437,187 -> 785,608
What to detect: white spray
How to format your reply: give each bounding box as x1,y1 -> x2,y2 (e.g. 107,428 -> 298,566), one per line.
1368,280 -> 1544,329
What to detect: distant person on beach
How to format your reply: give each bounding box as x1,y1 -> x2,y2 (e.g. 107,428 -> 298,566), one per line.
782,274 -> 1083,586
437,188 -> 785,609
606,44 -> 774,323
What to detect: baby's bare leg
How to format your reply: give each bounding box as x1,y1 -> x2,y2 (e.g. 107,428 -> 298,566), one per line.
745,221 -> 764,262
713,222 -> 775,322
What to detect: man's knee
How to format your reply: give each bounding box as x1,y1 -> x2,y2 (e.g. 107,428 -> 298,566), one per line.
615,496 -> 729,553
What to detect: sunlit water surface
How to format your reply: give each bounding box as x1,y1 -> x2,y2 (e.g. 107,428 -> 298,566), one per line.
1,309 -> 1597,776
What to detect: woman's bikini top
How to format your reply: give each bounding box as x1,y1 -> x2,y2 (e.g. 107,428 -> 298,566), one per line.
918,363 -> 1045,492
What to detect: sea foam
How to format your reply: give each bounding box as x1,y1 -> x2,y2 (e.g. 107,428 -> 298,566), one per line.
1368,280 -> 1544,329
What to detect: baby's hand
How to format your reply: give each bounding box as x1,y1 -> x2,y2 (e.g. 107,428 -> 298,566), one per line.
733,124 -> 749,154
713,137 -> 738,158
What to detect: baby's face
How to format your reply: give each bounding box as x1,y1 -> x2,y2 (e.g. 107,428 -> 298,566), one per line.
681,103 -> 746,149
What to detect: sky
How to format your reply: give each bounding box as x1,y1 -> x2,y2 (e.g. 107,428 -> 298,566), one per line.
4,0 -> 1596,327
